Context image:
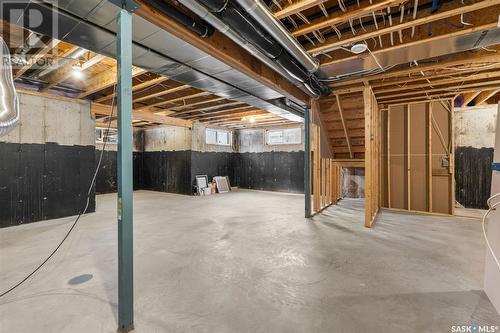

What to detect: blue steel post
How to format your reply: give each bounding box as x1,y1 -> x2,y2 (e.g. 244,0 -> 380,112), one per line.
117,7 -> 134,332
304,108 -> 311,218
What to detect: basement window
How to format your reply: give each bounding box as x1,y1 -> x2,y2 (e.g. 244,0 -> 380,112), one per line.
266,128 -> 301,145
96,127 -> 118,144
206,128 -> 232,146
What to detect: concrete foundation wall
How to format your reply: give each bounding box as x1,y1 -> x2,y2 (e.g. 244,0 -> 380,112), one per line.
1,92 -> 94,145
143,126 -> 191,152
455,105 -> 498,208
0,92 -> 96,228
455,105 -> 497,148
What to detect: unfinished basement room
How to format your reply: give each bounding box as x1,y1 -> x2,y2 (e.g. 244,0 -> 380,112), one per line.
1,0 -> 500,332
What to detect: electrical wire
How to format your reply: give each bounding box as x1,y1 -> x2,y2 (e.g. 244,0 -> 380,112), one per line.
0,84 -> 117,298
482,193 -> 500,271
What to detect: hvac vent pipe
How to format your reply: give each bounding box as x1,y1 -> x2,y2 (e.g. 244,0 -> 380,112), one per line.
0,37 -> 20,136
235,0 -> 320,74
163,0 -> 310,96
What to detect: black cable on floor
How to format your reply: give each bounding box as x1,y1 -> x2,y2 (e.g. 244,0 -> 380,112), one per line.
0,85 -> 117,298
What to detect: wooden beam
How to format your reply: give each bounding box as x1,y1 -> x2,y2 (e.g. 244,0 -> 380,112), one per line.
40,52 -> 106,92
274,0 -> 327,19
135,91 -> 210,111
335,94 -> 352,158
134,0 -> 308,103
91,103 -> 192,128
308,0 -> 499,55
198,109 -> 267,121
95,76 -> 169,103
181,104 -> 250,118
291,0 -> 401,37
14,39 -> 61,79
462,91 -> 482,106
372,64 -> 500,89
171,97 -> 226,112
78,66 -> 146,98
226,120 -> 296,129
133,84 -> 190,103
321,13 -> 499,68
377,80 -> 500,103
474,89 -> 500,105
373,70 -> 500,95
327,45 -> 500,88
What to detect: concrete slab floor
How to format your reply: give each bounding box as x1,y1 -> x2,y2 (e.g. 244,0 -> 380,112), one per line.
0,190 -> 499,332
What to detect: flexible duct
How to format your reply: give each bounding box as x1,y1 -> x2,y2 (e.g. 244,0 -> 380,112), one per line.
174,0 -> 316,98
235,0 -> 320,74
0,37 -> 20,136
143,0 -> 213,38
185,0 -> 329,97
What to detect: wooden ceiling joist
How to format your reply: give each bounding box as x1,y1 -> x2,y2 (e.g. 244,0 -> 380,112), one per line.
40,52 -> 107,92
322,11 -> 499,67
377,79 -> 500,101
309,0 -> 499,56
334,95 -> 352,158
135,91 -> 210,112
474,89 -> 500,105
95,76 -> 169,103
198,109 -> 266,122
133,84 -> 190,103
328,45 -> 500,88
462,91 -> 482,106
180,104 -> 252,119
171,97 -> 226,112
14,39 -> 61,79
372,64 -> 500,89
91,103 -> 192,128
134,0 -> 308,103
373,70 -> 500,95
291,0 -> 401,37
274,0 -> 328,19
78,66 -> 146,99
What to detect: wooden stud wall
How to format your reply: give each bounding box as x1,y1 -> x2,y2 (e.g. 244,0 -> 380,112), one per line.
310,123 -> 342,215
364,87 -> 380,227
381,99 -> 454,215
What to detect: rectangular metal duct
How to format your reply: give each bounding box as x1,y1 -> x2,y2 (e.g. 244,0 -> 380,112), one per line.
322,27 -> 500,77
3,0 -> 304,122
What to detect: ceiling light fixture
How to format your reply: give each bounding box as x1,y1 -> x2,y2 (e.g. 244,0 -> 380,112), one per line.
350,42 -> 368,54
72,62 -> 84,79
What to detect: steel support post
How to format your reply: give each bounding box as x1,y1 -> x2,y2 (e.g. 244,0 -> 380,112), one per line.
117,7 -> 134,333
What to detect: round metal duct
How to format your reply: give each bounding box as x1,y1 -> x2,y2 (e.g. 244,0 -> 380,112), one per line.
0,37 -> 20,136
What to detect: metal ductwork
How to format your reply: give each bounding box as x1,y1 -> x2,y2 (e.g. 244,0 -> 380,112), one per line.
142,0 -> 213,38
0,37 -> 20,136
3,1 -> 306,122
149,0 -> 307,96
176,0 -> 330,98
235,0 -> 320,74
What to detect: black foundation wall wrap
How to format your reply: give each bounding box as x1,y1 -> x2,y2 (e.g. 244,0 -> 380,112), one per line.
0,142 -> 96,228
142,151 -> 192,195
232,152 -> 304,193
190,151 -> 236,190
95,150 -> 144,194
455,146 -> 493,209
103,150 -> 304,195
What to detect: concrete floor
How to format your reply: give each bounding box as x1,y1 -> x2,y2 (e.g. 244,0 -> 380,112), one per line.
0,190 -> 499,332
